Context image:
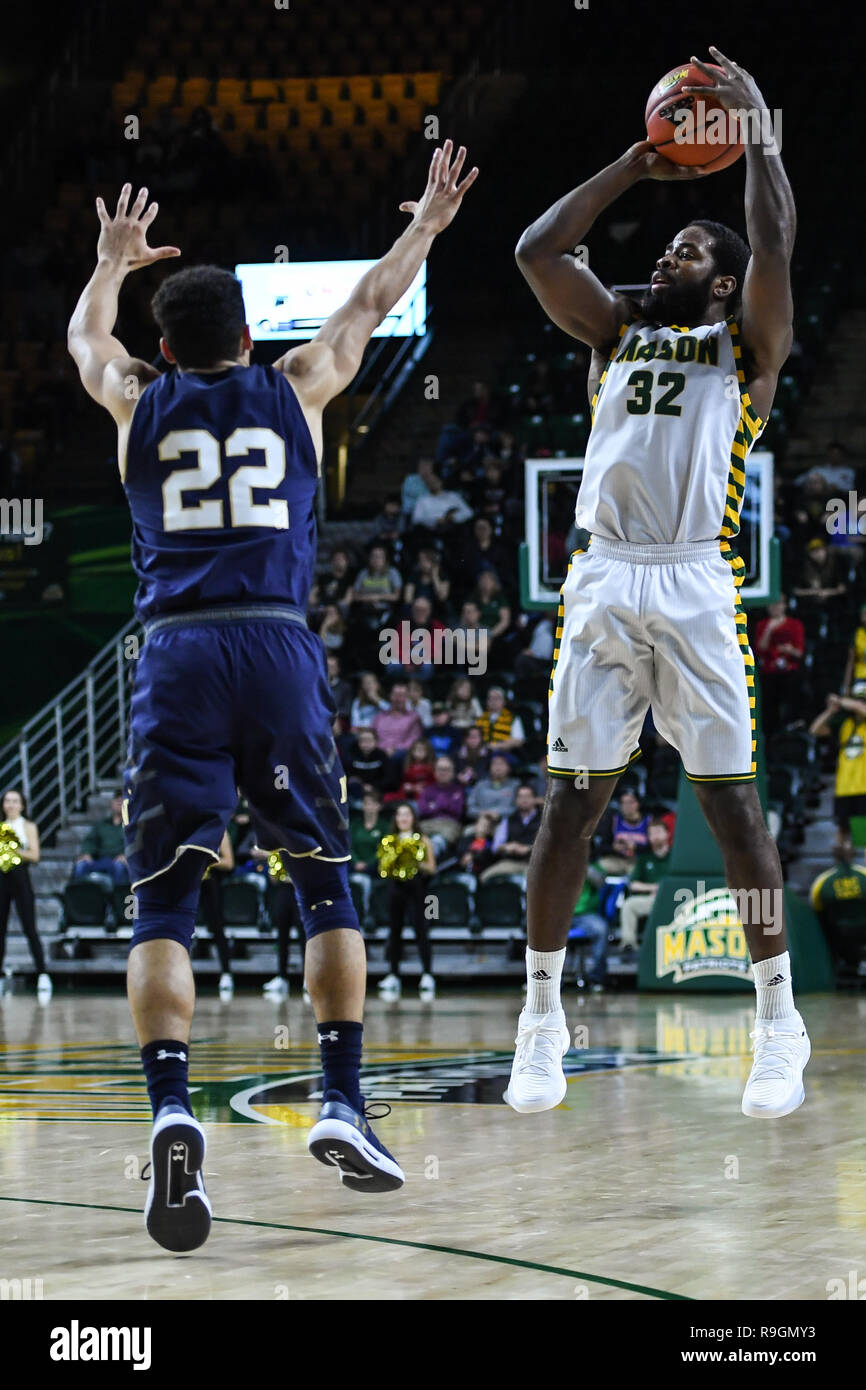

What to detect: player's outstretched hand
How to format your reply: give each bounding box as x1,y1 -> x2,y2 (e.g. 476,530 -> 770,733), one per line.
625,139 -> 710,181
683,48 -> 767,115
95,184 -> 181,273
399,139 -> 479,233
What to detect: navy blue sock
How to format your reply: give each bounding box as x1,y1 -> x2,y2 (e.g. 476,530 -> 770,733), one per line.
141,1039 -> 191,1118
318,1021 -> 363,1113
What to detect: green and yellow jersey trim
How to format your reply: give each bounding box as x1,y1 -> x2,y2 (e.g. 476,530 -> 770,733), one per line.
590,320 -> 632,427
718,316 -> 764,542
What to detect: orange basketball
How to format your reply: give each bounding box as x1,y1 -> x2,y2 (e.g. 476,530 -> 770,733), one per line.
645,62 -> 744,172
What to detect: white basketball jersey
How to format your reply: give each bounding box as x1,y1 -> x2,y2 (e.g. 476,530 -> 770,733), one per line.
575,316 -> 764,544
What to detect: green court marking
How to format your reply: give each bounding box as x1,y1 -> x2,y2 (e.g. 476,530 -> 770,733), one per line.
0,1196 -> 689,1300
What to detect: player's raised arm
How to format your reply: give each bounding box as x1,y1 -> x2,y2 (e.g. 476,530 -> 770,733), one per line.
684,49 -> 795,407
515,142 -> 707,350
275,139 -> 477,408
67,183 -> 180,425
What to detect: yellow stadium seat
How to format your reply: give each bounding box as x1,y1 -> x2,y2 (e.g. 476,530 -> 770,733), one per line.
413,72 -> 441,104
298,104 -> 323,130
396,98 -> 423,128
283,79 -> 306,106
381,126 -> 408,153
350,126 -> 375,150
331,103 -> 358,130
112,83 -> 142,114
314,77 -> 342,105
380,74 -> 409,103
266,104 -> 291,132
180,79 -> 211,108
216,78 -> 246,107
363,100 -> 391,128
346,76 -> 374,104
249,79 -> 281,103
233,106 -> 259,133
147,78 -> 179,107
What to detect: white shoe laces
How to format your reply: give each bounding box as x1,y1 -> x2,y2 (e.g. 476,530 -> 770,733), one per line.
513,1013 -> 566,1077
748,1024 -> 802,1081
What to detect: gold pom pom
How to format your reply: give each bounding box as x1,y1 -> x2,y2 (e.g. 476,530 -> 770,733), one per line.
0,823 -> 22,874
377,833 -> 425,880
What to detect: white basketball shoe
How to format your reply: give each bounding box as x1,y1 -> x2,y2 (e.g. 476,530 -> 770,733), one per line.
504,1007 -> 571,1113
742,1013 -> 811,1119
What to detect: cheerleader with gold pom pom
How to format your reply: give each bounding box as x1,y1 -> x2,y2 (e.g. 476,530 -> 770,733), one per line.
376,803 -> 436,999
0,788 -> 51,996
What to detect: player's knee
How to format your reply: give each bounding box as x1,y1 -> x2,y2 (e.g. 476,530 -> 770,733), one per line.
289,858 -> 362,941
544,778 -> 608,841
130,853 -> 205,952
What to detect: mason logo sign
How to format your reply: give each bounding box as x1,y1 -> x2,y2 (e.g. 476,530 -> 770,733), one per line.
656,886 -> 752,984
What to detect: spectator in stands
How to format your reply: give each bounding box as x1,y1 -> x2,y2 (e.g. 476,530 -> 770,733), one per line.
312,546 -> 355,615
418,755 -> 465,853
809,846 -> 866,970
326,653 -> 353,723
515,613 -> 555,678
401,456 -> 435,522
350,671 -> 388,732
385,596 -> 443,682
345,727 -> 390,800
377,803 -> 436,999
568,862 -> 609,991
467,752 -> 519,821
473,457 -> 509,527
406,677 -> 433,729
809,692 -> 866,857
371,682 -> 423,759
470,569 -> 513,655
349,789 -> 389,916
456,725 -> 488,787
793,538 -> 846,605
428,702 -> 460,758
403,547 -> 450,613
480,783 -> 540,881
454,600 -> 488,671
317,603 -> 347,655
371,493 -> 405,550
197,831 -> 235,996
457,812 -> 496,878
0,788 -> 50,994
754,595 -> 806,736
476,686 -> 525,755
460,517 -> 510,589
619,818 -> 672,951
74,790 -> 129,884
843,603 -> 866,698
394,738 -> 437,804
447,675 -> 483,729
352,543 -> 402,623
410,470 -> 473,535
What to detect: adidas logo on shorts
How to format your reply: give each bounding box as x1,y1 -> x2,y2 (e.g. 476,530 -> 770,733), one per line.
551,738 -> 568,753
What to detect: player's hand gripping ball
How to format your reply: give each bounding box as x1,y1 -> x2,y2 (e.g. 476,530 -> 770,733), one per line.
646,61 -> 745,172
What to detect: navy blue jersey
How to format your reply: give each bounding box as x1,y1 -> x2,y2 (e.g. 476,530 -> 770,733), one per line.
124,364 -> 318,620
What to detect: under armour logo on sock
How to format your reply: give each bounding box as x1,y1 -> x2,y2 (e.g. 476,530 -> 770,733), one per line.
531,969 -> 551,980
766,974 -> 787,986
156,1049 -> 187,1062
318,1030 -> 339,1043
551,738 -> 568,753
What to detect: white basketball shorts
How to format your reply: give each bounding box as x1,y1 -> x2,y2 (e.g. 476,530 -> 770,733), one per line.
547,535 -> 756,783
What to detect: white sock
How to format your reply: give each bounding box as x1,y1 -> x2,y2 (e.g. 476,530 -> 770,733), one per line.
525,947 -> 565,1014
752,951 -> 796,1023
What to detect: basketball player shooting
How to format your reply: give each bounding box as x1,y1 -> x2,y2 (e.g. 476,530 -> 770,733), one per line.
508,49 -> 809,1119
67,140 -> 478,1251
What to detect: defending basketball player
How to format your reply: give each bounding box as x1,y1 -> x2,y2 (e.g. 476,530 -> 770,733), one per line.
67,140 -> 477,1250
509,49 -> 809,1118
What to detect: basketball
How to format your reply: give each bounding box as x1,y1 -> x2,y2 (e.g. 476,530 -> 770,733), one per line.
645,61 -> 745,171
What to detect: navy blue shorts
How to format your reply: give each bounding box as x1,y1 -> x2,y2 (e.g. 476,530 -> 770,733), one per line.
122,609 -> 350,890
